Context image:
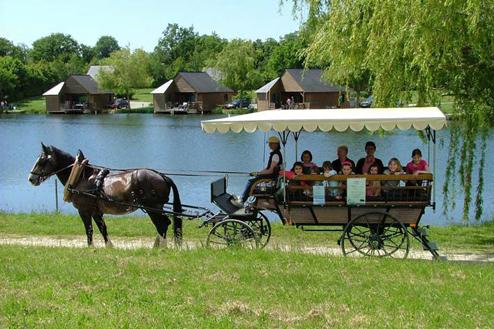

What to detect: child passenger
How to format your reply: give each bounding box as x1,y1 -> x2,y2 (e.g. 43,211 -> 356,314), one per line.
366,164 -> 381,197
406,149 -> 429,175
338,161 -> 354,200
322,161 -> 338,198
301,150 -> 318,174
383,158 -> 404,187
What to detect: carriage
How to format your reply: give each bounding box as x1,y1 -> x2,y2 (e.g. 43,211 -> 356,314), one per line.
200,107 -> 447,259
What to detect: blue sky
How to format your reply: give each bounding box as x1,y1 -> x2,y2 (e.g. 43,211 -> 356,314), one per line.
0,0 -> 302,50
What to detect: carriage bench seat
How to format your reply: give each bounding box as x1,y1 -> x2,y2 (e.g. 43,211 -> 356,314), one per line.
211,177 -> 242,214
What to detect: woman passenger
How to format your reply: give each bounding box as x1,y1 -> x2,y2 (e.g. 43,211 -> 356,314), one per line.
356,141 -> 384,174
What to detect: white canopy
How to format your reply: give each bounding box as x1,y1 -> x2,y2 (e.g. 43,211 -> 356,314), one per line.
201,107 -> 447,133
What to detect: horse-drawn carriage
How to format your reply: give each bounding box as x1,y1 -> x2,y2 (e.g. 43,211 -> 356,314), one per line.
201,107 -> 447,259
29,107 -> 446,259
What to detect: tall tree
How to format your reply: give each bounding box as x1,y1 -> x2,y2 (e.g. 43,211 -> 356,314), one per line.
98,48 -> 152,104
212,39 -> 261,95
289,0 -> 494,221
30,33 -> 80,62
94,36 -> 120,60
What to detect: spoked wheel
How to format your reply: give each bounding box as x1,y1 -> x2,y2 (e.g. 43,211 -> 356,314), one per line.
206,219 -> 259,249
340,212 -> 409,259
246,212 -> 271,248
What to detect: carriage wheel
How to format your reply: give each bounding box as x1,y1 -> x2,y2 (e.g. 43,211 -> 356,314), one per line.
246,212 -> 271,248
206,219 -> 259,249
340,212 -> 409,259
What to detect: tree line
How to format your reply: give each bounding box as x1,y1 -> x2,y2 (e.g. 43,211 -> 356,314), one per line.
0,23 -> 311,101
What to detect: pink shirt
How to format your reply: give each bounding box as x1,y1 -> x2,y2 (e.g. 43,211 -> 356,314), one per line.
406,159 -> 428,174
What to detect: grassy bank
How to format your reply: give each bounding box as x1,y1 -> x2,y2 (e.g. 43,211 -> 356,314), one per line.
11,96 -> 45,114
1,245 -> 493,328
1,212 -> 493,253
132,88 -> 153,102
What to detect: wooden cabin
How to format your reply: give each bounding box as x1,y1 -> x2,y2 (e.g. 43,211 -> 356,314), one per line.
151,72 -> 234,114
256,69 -> 344,111
43,75 -> 113,114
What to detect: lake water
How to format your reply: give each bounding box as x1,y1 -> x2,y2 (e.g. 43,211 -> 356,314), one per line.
1,113 -> 492,225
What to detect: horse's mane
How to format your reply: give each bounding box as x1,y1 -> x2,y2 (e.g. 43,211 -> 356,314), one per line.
48,145 -> 75,166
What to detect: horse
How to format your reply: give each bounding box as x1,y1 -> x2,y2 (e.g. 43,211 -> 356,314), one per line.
28,143 -> 182,248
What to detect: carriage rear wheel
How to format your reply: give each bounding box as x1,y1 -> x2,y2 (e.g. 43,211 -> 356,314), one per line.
246,212 -> 271,248
206,219 -> 259,249
340,212 -> 409,259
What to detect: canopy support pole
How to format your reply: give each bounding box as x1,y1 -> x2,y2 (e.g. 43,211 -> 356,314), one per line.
293,130 -> 302,162
277,130 -> 291,206
426,127 -> 437,211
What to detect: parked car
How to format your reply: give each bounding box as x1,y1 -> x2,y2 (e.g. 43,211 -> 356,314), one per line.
112,98 -> 130,109
359,95 -> 373,108
225,98 -> 250,109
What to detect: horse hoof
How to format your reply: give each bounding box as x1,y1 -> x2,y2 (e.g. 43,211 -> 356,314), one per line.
153,235 -> 167,248
106,241 -> 114,248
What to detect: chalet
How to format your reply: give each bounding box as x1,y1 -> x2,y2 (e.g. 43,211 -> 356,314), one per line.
256,69 -> 344,111
43,75 -> 113,113
151,72 -> 234,113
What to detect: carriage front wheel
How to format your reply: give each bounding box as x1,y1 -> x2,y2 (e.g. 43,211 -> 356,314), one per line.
340,212 -> 409,259
206,219 -> 259,249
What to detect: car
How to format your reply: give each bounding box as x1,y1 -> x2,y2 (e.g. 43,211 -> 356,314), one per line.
112,98 -> 129,109
359,95 -> 373,108
225,98 -> 250,109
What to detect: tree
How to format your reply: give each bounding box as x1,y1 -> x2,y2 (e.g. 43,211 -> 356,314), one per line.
266,33 -> 306,77
0,56 -> 27,100
94,36 -> 120,59
98,48 -> 152,104
0,38 -> 27,60
288,0 -> 494,221
212,39 -> 262,95
30,33 -> 80,62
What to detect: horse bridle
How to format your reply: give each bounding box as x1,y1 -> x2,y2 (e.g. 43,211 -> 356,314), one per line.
30,163 -> 74,183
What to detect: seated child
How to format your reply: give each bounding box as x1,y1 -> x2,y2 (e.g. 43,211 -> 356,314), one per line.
366,164 -> 381,197
405,149 -> 429,187
338,161 -> 354,200
383,158 -> 404,187
301,150 -> 319,174
321,160 -> 338,198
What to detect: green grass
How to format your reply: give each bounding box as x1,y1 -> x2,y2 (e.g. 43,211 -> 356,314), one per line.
115,106 -> 154,113
12,96 -> 46,114
1,212 -> 493,253
132,88 -> 153,102
0,245 -> 493,328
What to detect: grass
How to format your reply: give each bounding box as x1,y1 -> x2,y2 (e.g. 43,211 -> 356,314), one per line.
115,106 -> 154,114
0,212 -> 493,253
11,96 -> 46,114
132,88 -> 153,103
0,245 -> 493,328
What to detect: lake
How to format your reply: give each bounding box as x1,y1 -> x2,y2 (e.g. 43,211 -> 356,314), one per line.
1,113 -> 492,225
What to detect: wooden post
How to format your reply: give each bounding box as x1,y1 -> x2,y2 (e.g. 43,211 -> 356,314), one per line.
54,179 -> 59,213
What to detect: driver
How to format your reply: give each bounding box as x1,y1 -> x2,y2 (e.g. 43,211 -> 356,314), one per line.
241,136 -> 283,202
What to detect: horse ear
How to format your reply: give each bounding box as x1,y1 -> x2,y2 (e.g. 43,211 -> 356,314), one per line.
41,142 -> 48,153
76,149 -> 85,162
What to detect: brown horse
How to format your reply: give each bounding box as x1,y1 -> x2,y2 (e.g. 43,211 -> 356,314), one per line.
28,143 -> 182,247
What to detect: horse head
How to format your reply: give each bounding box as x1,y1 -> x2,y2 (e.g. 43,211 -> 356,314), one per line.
28,143 -> 75,186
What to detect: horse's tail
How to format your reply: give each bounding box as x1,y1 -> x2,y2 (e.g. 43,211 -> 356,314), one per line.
160,173 -> 182,213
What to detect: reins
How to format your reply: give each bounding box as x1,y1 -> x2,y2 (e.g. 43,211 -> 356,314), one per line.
30,163 -> 74,182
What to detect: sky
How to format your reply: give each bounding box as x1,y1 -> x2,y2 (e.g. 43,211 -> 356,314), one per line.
0,0 -> 303,51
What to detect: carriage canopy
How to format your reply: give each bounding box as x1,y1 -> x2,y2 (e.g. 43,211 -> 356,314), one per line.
201,107 -> 447,133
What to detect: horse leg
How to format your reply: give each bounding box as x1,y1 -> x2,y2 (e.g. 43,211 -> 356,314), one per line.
93,214 -> 113,248
79,211 -> 93,247
148,211 -> 171,248
173,215 -> 183,247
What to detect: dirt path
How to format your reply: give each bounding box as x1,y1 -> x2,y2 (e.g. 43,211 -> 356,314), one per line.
0,234 -> 492,263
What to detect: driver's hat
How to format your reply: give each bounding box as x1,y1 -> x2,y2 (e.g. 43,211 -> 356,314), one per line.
267,136 -> 280,144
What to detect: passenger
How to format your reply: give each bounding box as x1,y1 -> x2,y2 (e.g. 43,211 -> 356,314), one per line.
337,161 -> 354,200
383,158 -> 404,187
366,164 -> 381,197
301,150 -> 318,174
241,136 -> 283,202
383,158 -> 405,200
287,162 -> 308,200
332,145 -> 355,173
405,149 -> 429,175
355,141 -> 384,174
322,160 -> 338,198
